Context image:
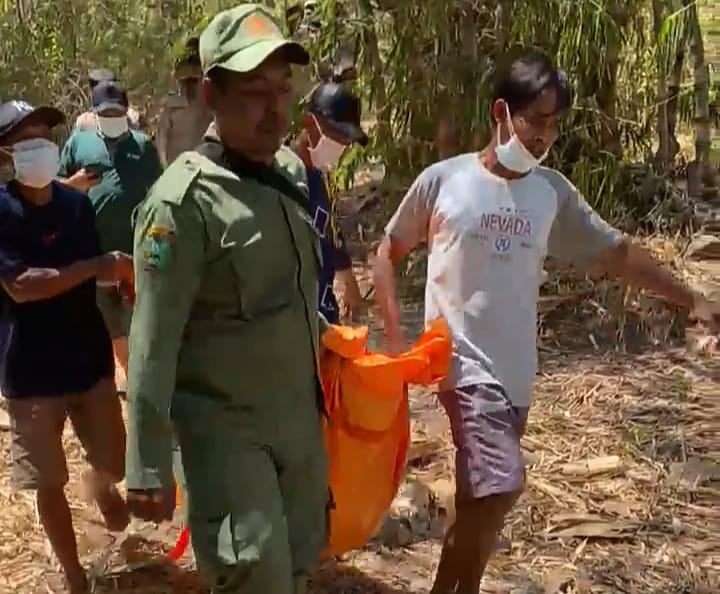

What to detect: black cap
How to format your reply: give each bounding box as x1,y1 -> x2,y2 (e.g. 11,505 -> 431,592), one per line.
0,100 -> 65,144
88,68 -> 117,85
174,37 -> 202,79
175,37 -> 201,67
308,82 -> 368,146
92,81 -> 129,113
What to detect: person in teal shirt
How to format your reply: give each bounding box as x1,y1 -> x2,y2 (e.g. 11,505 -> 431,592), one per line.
58,80 -> 162,390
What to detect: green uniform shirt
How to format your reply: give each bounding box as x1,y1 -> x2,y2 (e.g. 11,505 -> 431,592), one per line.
125,128 -> 324,490
58,130 -> 163,254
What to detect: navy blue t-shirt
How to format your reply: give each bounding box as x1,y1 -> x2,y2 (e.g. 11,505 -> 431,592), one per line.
306,168 -> 352,324
0,181 -> 114,398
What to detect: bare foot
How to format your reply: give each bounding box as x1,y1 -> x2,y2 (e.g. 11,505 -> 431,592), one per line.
95,484 -> 130,532
44,570 -> 87,594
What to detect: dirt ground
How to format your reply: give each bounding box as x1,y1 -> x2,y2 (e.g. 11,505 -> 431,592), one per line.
0,241 -> 718,593
1,342 -> 717,593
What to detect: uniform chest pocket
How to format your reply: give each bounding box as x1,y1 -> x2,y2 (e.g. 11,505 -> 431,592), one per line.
222,208 -> 301,320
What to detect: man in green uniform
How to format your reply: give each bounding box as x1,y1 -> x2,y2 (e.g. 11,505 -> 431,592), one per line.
125,5 -> 328,594
59,81 -> 163,391
156,37 -> 212,167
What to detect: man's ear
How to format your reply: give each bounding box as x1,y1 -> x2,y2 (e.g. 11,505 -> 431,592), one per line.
490,99 -> 506,125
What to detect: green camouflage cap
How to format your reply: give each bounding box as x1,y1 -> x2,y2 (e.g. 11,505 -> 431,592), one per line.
200,4 -> 309,75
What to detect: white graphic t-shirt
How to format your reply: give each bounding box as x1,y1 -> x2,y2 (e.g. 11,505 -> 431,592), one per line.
386,154 -> 622,407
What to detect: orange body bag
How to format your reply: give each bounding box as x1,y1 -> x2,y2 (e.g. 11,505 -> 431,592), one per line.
171,320 -> 451,560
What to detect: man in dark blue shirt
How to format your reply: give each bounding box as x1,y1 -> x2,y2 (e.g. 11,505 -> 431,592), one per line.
293,82 -> 366,323
0,100 -> 134,594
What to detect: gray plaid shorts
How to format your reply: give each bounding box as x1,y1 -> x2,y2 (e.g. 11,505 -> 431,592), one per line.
438,383 -> 529,501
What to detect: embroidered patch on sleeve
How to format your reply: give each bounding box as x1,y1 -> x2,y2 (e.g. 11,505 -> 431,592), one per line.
141,226 -> 174,271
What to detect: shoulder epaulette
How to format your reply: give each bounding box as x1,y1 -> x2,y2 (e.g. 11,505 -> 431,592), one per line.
155,154 -> 203,206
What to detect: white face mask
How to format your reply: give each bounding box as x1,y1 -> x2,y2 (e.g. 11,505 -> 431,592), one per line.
97,115 -> 129,139
308,117 -> 347,170
494,106 -> 548,174
8,138 -> 60,188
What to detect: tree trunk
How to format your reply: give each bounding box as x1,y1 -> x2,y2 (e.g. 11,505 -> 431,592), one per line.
653,0 -> 683,172
597,1 -> 627,157
356,0 -> 392,156
665,51 -> 684,165
686,0 -> 713,199
16,0 -> 36,24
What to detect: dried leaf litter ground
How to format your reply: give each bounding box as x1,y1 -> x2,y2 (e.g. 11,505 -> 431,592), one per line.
0,238 -> 717,594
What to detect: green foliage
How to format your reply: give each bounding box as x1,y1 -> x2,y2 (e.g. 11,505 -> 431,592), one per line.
0,0 -> 711,224
0,0 -> 276,120
317,0 -> 706,224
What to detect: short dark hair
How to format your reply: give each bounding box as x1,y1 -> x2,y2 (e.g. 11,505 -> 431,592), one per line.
492,50 -> 572,115
206,67 -> 231,93
175,37 -> 201,69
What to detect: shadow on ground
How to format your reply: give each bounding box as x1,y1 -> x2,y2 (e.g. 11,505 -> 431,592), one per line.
92,561 -> 205,594
90,559 -> 416,594
310,560 -> 416,594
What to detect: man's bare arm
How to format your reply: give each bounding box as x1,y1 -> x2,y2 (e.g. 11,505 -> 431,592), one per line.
2,259 -> 101,303
335,267 -> 363,317
592,238 -> 718,329
1,252 -> 129,304
57,169 -> 100,193
540,168 -> 717,328
373,234 -> 414,351
373,166 -> 438,349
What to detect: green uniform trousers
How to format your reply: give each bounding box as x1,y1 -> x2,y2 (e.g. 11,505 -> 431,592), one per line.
172,390 -> 328,594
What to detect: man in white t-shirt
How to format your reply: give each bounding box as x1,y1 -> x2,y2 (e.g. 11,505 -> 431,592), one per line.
374,50 -> 719,594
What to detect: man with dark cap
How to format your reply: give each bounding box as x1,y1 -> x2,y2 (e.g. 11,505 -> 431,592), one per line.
59,81 -> 163,394
0,100 -> 132,594
75,68 -> 141,133
293,82 -> 366,322
156,37 -> 212,167
125,5 -> 329,593
89,68 -> 117,90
